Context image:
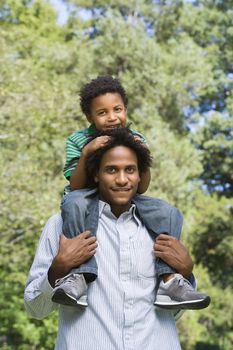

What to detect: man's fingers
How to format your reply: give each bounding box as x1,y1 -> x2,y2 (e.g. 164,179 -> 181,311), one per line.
61,231 -> 92,240
88,246 -> 97,255
156,234 -> 178,246
79,230 -> 92,238
154,243 -> 166,252
155,251 -> 165,258
156,233 -> 172,241
89,241 -> 98,249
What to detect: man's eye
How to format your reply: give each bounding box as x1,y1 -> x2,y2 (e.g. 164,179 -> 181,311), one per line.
127,167 -> 135,173
106,168 -> 116,174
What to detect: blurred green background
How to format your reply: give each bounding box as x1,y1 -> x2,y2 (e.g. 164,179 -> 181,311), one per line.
0,0 -> 232,349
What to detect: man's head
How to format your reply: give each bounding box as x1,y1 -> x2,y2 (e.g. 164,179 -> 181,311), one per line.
79,76 -> 128,131
86,128 -> 152,217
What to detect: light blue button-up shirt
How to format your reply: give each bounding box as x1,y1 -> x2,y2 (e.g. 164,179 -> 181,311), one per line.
25,201 -> 182,350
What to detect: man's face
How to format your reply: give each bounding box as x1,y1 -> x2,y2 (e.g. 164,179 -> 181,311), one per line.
94,146 -> 141,217
88,93 -> 127,131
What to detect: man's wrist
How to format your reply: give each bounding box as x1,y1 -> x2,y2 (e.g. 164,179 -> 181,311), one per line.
48,256 -> 70,287
180,257 -> 193,278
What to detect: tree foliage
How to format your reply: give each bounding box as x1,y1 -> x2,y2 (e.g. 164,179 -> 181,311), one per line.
1,0 -> 232,349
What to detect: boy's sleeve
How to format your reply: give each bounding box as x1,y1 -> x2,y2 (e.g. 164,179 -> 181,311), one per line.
63,136 -> 82,179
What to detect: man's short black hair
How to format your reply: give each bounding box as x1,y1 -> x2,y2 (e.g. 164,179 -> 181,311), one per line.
80,75 -> 128,117
86,127 -> 152,188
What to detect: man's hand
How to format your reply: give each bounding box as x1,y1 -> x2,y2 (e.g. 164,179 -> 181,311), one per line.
57,231 -> 97,270
154,234 -> 193,278
48,231 -> 97,287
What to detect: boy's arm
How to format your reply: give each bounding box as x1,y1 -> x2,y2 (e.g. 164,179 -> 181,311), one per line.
69,135 -> 110,190
69,150 -> 89,189
133,133 -> 151,194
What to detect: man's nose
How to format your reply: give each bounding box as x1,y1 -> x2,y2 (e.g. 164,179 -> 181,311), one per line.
115,171 -> 128,185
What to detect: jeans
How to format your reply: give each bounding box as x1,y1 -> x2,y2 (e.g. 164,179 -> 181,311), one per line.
61,189 -> 183,282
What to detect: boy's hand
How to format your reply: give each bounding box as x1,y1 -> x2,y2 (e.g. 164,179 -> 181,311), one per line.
82,136 -> 110,156
133,135 -> 148,148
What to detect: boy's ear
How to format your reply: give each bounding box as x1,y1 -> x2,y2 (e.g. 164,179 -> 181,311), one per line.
86,115 -> 92,123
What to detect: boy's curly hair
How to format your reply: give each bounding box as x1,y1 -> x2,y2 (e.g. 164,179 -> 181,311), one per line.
85,127 -> 152,188
80,75 -> 128,117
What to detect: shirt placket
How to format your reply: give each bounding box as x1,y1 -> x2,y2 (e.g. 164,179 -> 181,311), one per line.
117,213 -> 137,350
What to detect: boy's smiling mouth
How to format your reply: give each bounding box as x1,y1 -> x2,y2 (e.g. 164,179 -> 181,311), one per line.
105,124 -> 121,130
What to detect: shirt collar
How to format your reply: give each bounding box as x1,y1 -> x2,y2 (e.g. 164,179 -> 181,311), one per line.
98,200 -> 138,221
88,123 -> 98,134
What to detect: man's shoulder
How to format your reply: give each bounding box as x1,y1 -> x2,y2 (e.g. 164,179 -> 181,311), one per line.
45,213 -> 63,228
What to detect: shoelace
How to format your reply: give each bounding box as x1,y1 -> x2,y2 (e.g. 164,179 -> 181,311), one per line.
177,275 -> 193,291
55,275 -> 78,287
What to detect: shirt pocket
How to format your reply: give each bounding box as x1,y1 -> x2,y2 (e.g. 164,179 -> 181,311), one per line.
132,242 -> 156,279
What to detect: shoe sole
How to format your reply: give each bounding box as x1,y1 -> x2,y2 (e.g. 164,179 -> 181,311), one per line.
154,296 -> 211,310
52,289 -> 88,307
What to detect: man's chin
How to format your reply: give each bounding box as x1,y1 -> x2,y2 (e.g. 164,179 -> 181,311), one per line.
110,193 -> 135,206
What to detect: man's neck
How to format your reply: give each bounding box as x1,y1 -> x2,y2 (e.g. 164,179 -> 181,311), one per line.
99,196 -> 132,218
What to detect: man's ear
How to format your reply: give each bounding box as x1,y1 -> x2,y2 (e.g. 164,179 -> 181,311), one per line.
94,174 -> 99,183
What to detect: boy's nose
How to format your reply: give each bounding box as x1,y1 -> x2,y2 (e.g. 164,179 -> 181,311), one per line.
108,112 -> 117,121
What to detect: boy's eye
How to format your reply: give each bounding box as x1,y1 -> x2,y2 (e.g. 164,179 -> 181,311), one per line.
98,110 -> 106,116
115,107 -> 122,113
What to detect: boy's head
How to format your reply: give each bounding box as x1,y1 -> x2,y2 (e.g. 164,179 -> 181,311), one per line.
79,76 -> 128,131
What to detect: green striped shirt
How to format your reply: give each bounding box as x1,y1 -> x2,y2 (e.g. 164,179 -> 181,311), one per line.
63,124 -> 147,180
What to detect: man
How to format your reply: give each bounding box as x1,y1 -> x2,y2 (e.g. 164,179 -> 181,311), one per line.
25,127 -> 196,350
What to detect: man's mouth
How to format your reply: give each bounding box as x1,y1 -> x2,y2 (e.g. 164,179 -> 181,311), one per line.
111,187 -> 131,192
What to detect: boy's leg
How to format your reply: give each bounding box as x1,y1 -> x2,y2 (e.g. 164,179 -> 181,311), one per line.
53,189 -> 99,307
133,194 -> 210,310
133,193 -> 183,275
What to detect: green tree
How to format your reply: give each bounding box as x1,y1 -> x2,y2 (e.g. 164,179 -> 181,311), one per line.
1,0 -> 232,349
193,113 -> 233,197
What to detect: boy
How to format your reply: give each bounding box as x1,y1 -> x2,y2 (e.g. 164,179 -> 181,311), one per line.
53,75 -> 210,310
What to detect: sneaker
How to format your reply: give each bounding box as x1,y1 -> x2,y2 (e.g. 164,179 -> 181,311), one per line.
154,273 -> 211,310
52,273 -> 88,307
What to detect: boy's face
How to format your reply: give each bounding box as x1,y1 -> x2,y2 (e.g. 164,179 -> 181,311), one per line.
94,145 -> 140,217
87,93 -> 127,131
